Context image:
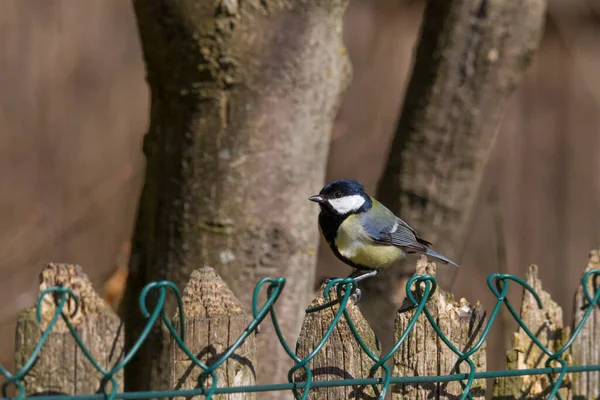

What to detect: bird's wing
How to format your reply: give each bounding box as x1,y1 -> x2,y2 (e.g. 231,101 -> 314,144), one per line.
373,218 -> 429,253
360,198 -> 430,253
361,197 -> 457,267
393,218 -> 433,247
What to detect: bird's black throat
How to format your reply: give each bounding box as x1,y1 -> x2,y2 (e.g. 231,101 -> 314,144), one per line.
318,208 -> 345,246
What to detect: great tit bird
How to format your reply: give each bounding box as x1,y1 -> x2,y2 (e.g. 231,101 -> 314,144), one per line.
309,180 -> 458,293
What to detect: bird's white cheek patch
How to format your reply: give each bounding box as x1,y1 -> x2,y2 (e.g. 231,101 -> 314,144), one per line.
328,195 -> 365,214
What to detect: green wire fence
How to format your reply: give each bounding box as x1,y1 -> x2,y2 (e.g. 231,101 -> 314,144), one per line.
1,264 -> 599,400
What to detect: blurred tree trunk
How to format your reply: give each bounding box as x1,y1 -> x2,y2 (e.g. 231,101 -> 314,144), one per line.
360,0 -> 547,349
123,0 -> 350,395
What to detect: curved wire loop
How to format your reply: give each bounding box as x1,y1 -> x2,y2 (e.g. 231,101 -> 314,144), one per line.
1,269 -> 599,400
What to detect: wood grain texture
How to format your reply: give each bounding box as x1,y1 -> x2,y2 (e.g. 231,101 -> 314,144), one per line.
492,265 -> 571,399
571,250 -> 600,400
393,258 -> 486,400
169,267 -> 256,400
295,282 -> 381,399
14,263 -> 123,396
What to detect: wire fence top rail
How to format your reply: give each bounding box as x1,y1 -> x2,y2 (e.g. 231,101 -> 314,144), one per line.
1,266 -> 599,400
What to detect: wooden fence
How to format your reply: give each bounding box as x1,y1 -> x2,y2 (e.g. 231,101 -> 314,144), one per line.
3,250 -> 600,399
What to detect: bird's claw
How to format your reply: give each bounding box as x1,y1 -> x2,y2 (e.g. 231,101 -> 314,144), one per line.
351,288 -> 362,303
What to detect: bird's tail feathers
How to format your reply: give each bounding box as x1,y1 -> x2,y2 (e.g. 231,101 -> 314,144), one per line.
424,248 -> 459,268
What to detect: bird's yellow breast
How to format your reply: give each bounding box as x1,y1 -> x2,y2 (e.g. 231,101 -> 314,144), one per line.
334,214 -> 404,269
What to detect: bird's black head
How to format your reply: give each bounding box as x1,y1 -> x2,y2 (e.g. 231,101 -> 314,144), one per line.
309,179 -> 372,216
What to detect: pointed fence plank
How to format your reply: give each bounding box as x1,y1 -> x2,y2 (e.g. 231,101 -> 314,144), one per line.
571,250 -> 600,400
295,282 -> 382,399
14,263 -> 124,396
169,267 -> 256,400
393,258 -> 487,400
492,264 -> 571,399
8,250 -> 600,399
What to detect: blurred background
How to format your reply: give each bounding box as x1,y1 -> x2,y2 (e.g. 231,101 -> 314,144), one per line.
1,0 -> 599,380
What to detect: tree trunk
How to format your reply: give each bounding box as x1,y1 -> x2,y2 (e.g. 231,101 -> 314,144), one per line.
123,0 -> 351,395
358,0 -> 547,351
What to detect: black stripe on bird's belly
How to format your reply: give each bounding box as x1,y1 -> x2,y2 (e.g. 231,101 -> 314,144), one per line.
318,210 -> 375,271
318,209 -> 344,246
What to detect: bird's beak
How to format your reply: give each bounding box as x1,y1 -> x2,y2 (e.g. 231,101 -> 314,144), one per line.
309,195 -> 325,203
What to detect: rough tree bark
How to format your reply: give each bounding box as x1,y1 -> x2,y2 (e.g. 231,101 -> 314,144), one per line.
123,0 -> 351,395
359,0 -> 547,349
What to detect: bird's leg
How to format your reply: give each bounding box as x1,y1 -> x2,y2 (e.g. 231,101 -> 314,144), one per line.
342,270 -> 364,302
350,269 -> 378,282
346,269 -> 364,279
344,269 -> 379,303
320,270 -> 379,303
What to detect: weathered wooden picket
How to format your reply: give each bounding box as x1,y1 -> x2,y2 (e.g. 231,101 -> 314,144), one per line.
2,250 -> 600,399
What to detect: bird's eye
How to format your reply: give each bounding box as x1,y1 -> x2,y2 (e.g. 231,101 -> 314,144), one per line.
334,191 -> 342,198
